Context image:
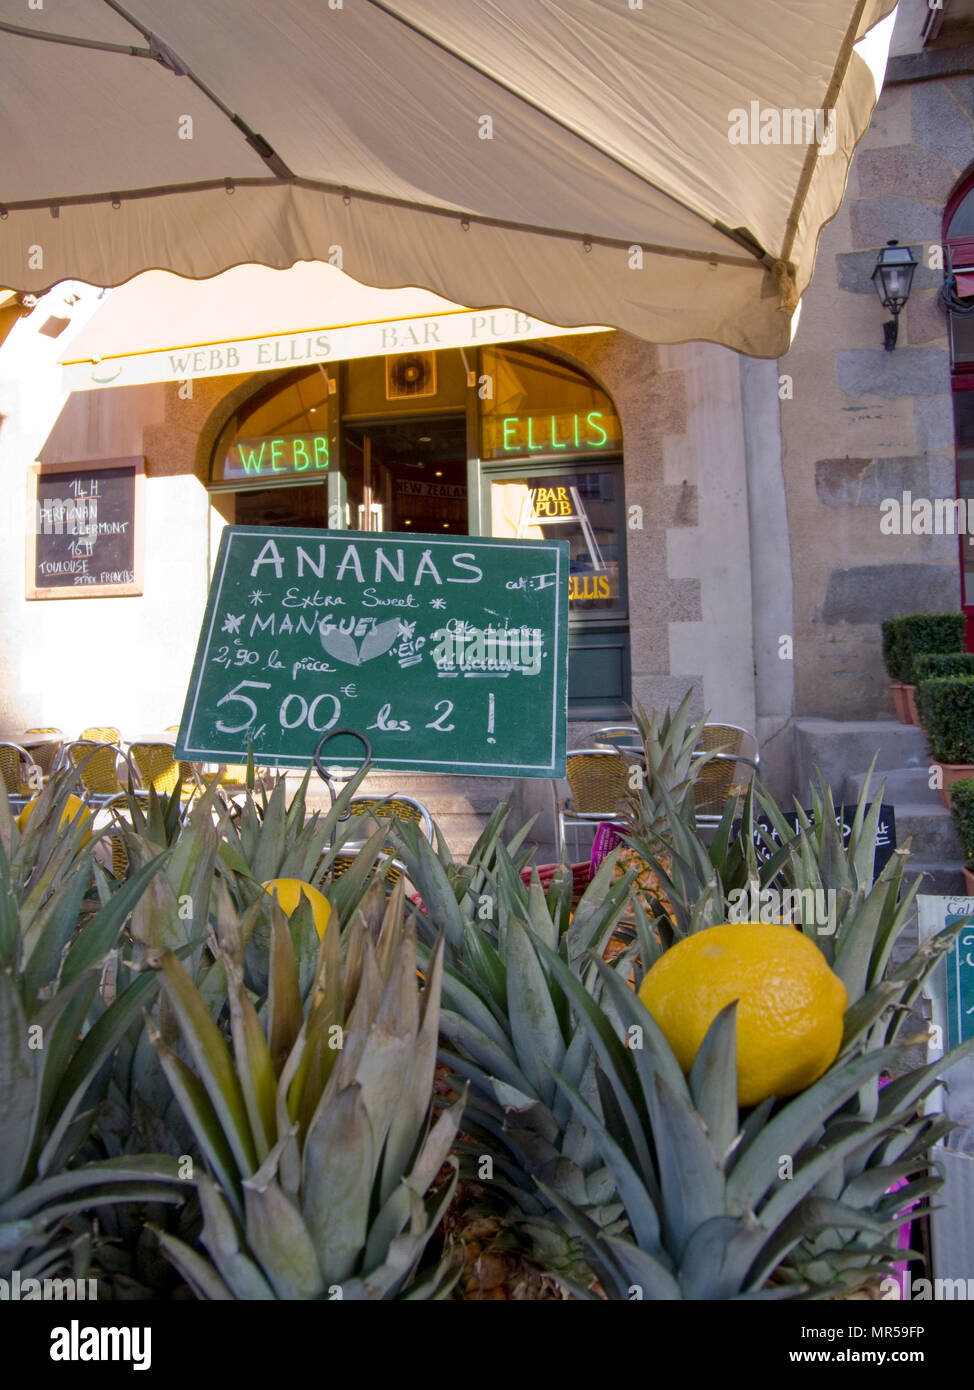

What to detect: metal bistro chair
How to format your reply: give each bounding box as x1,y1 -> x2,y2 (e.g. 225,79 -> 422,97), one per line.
0,741 -> 42,813
164,727 -> 272,802
67,741 -> 147,881
332,794 -> 435,886
65,740 -> 147,809
691,723 -> 760,830
591,724 -> 642,750
80,726 -> 122,747
557,748 -> 640,859
23,728 -> 65,780
128,741 -> 207,818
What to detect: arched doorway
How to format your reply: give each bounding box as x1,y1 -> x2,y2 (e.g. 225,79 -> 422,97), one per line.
208,343 -> 630,718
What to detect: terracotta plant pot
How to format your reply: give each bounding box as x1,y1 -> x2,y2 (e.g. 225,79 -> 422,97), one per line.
904,684 -> 921,726
890,683 -> 912,724
933,762 -> 974,808
963,866 -> 974,897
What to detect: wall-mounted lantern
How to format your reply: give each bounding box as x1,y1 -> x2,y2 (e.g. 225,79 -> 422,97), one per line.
871,240 -> 917,351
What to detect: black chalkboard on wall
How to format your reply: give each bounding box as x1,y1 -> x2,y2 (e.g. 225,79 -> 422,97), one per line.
27,458 -> 144,599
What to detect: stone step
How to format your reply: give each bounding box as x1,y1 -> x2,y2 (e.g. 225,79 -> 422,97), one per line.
901,857 -> 967,896
843,767 -> 940,807
892,803 -> 963,861
793,719 -> 929,801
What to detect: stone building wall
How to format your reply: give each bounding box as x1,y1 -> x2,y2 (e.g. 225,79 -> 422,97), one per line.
779,9 -> 971,718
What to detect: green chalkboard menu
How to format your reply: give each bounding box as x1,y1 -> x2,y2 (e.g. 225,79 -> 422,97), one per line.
28,458 -> 144,599
176,527 -> 569,777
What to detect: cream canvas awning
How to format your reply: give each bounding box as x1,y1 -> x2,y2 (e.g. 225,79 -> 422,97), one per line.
58,262 -> 606,390
1,1 -> 897,358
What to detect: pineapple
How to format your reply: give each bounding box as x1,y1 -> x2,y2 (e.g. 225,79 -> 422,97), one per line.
147,875 -> 464,1299
534,949 -> 974,1298
565,762 -> 974,1296
391,810 -> 644,1286
0,775 -> 186,1278
597,692 -> 730,937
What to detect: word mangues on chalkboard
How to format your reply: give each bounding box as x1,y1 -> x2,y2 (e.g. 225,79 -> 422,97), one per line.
177,528 -> 569,776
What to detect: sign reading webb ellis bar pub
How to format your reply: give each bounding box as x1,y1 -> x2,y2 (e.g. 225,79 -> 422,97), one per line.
64,309 -> 595,391
177,527 -> 569,778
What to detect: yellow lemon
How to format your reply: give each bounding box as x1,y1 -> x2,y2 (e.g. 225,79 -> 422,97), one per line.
260,877 -> 332,939
16,793 -> 93,846
637,922 -> 848,1107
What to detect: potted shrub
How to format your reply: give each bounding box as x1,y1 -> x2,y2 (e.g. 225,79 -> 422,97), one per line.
881,616 -> 911,722
916,673 -> 974,806
885,612 -> 966,725
948,777 -> 974,894
913,651 -> 974,682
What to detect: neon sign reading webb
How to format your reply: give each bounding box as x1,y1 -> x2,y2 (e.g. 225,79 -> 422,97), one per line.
225,432 -> 330,480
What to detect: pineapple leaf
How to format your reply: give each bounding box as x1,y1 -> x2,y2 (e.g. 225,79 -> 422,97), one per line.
648,1072 -> 726,1261
438,1010 -> 534,1096
267,906 -> 303,1074
506,917 -> 566,1109
225,956 -> 277,1163
533,942 -> 655,1182
301,1082 -> 374,1285
0,971 -> 41,1203
688,1002 -> 740,1161
726,1047 -> 899,1214
147,1021 -> 245,1221
243,1151 -> 324,1299
597,1230 -> 684,1300
550,1065 -> 663,1254
195,1173 -> 276,1299
0,1153 -> 185,1222
147,1228 -> 236,1300
678,1215 -> 768,1300
39,965 -> 164,1177
152,948 -> 258,1179
380,935 -> 445,1203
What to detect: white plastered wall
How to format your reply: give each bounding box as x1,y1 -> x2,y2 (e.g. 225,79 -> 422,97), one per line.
0,289 -> 211,737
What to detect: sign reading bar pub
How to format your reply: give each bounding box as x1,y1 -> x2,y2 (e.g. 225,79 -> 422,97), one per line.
177,527 -> 569,777
27,457 -> 144,599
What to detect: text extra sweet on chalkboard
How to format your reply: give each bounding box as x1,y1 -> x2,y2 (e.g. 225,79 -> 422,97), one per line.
27,457 -> 144,599
176,526 -> 570,778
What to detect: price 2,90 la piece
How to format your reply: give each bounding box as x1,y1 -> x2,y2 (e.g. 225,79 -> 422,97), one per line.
176,526 -> 569,778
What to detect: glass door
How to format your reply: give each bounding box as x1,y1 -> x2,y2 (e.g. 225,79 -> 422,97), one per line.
486,460 -> 631,718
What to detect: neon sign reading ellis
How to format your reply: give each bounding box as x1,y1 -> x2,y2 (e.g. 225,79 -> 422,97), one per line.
501,412 -> 612,453
224,431 -> 330,481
